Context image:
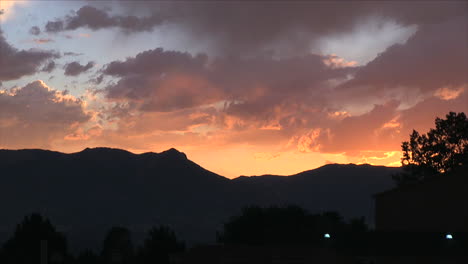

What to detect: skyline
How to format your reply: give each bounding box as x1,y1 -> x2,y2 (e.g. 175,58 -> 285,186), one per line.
0,1 -> 467,178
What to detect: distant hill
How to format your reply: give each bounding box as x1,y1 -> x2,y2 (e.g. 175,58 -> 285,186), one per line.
0,148 -> 399,250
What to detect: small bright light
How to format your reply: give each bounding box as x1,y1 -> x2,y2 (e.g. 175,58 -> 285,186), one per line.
446,234 -> 453,240
324,233 -> 331,239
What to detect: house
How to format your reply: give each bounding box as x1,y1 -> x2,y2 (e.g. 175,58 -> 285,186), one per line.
373,169 -> 468,263
374,169 -> 468,232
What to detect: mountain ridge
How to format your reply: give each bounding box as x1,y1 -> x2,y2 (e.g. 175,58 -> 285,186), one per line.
0,147 -> 399,250
0,147 -> 399,179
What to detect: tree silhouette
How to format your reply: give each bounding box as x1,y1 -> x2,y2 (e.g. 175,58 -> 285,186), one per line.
135,225 -> 185,264
394,112 -> 468,185
217,206 -> 311,245
76,249 -> 99,264
101,227 -> 134,264
0,213 -> 68,264
217,206 -> 367,246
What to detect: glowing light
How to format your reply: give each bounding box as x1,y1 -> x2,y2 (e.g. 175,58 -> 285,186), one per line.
324,233 -> 331,239
446,234 -> 453,240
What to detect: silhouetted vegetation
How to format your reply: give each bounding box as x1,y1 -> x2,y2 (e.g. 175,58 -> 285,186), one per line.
394,112 -> 468,185
135,226 -> 185,264
1,207 -> 467,263
101,227 -> 134,264
0,214 -> 185,264
215,205 -> 468,257
217,206 -> 369,252
0,213 -> 69,264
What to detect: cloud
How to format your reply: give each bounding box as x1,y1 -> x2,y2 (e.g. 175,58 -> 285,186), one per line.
64,61 -> 95,76
127,1 -> 466,56
301,101 -> 402,154
29,26 -> 41,35
64,52 -> 83,56
10,1 -> 466,176
340,16 -> 468,95
102,47 -> 356,114
42,2 -> 466,57
41,61 -> 56,73
45,20 -> 64,32
0,28 -> 58,81
434,86 -> 466,101
0,80 -> 91,148
295,89 -> 468,156
45,5 -> 165,33
102,48 -> 217,111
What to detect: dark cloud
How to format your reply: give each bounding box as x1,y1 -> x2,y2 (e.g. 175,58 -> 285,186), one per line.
43,2 -> 466,55
29,26 -> 41,35
113,1 -> 468,55
45,20 -> 64,32
42,61 -> 56,73
89,74 -> 104,85
64,61 -> 95,76
0,28 -> 58,81
340,16 -> 468,94
45,5 -> 165,33
0,81 -> 90,148
103,48 -> 215,111
171,1 -> 467,56
64,52 -> 83,56
102,47 -> 355,113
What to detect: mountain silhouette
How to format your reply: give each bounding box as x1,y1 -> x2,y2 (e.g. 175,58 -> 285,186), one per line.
0,148 -> 399,250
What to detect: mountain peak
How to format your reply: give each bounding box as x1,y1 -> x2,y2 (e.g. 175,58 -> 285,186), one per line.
159,148 -> 187,160
79,147 -> 133,155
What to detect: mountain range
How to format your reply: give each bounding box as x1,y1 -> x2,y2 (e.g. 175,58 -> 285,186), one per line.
0,147 -> 399,250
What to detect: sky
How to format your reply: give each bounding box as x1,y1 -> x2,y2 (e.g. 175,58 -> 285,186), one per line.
0,0 -> 467,178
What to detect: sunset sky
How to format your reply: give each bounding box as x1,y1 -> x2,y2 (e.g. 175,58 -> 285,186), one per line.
0,1 -> 467,178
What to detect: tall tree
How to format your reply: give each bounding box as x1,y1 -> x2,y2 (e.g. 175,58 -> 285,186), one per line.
101,227 -> 134,264
394,112 -> 468,185
136,225 -> 185,264
0,213 -> 68,264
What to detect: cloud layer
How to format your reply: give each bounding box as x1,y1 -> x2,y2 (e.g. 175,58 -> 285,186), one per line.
43,1 -> 466,56
45,5 -> 165,33
340,16 -> 468,94
0,28 -> 58,81
64,61 -> 95,76
0,81 -> 91,148
3,1 -> 467,176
